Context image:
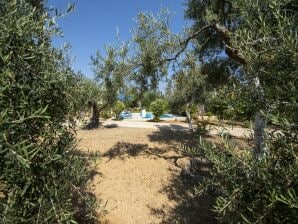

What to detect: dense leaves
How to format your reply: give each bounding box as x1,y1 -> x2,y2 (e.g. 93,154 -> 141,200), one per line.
141,91 -> 159,110
230,0 -> 298,123
206,83 -> 255,120
150,99 -> 168,122
193,118 -> 297,223
91,45 -> 125,109
114,101 -> 125,120
183,0 -> 298,223
131,9 -> 177,94
0,1 -> 97,223
167,53 -> 206,114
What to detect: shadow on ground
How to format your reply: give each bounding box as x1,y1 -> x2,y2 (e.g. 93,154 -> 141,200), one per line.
101,127 -> 217,224
102,142 -> 151,160
148,125 -> 197,148
149,162 -> 217,224
82,120 -> 103,130
104,123 -> 119,129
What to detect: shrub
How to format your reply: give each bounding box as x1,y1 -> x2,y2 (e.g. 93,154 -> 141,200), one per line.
205,111 -> 213,117
189,1 -> 298,222
101,109 -> 112,120
0,1 -> 97,223
189,117 -> 297,223
114,101 -> 125,120
141,91 -> 159,110
206,84 -> 255,121
150,99 -> 168,122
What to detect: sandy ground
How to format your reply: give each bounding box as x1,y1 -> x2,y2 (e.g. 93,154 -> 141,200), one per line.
77,127 -> 217,224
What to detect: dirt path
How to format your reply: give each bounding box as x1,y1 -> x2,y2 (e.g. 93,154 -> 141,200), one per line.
77,127 -> 216,224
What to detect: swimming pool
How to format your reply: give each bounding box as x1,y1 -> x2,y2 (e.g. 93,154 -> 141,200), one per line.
141,112 -> 175,119
160,113 -> 175,118
120,111 -> 132,119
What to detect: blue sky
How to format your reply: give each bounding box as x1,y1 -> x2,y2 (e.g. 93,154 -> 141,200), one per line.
48,0 -> 189,82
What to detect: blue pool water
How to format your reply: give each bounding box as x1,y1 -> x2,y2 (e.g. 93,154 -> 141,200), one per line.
161,113 -> 175,118
120,111 -> 132,119
142,112 -> 175,119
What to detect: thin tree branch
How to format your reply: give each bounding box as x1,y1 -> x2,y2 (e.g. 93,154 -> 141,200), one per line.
159,22 -> 246,66
132,22 -> 246,71
159,24 -> 214,65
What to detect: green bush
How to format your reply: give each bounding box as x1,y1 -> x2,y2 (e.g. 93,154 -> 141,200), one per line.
194,121 -> 209,135
101,109 -> 112,120
150,99 -> 168,122
193,118 -> 297,223
187,0 -> 298,223
114,101 -> 125,120
206,84 -> 255,121
0,1 -> 97,223
141,91 -> 159,110
205,111 -> 213,117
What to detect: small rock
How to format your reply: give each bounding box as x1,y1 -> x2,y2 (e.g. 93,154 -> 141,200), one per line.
176,157 -> 192,170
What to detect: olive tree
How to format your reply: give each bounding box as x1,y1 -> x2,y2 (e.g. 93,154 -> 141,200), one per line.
183,0 -> 297,223
168,53 -> 206,131
0,1 -> 97,222
131,9 -> 178,97
91,41 -> 131,123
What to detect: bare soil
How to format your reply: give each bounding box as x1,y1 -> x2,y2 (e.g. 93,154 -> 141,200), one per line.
77,127 -> 217,224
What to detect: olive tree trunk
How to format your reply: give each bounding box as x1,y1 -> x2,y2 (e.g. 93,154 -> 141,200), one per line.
85,100 -> 100,129
186,103 -> 193,132
254,111 -> 266,158
252,77 -> 267,158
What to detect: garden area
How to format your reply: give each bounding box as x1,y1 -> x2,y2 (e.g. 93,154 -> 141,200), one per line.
0,0 -> 297,224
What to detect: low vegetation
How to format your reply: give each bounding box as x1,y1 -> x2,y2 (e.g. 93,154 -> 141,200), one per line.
114,101 -> 125,120
150,99 -> 168,122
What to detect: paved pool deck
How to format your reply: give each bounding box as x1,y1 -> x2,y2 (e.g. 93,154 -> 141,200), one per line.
102,119 -> 252,138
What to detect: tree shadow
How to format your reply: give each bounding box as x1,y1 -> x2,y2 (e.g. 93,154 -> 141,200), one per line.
147,125 -> 197,149
146,127 -> 217,223
104,123 -> 119,129
102,141 -> 188,163
149,159 -> 217,224
102,142 -> 150,161
82,120 -> 103,130
101,128 -> 217,223
202,133 -> 253,150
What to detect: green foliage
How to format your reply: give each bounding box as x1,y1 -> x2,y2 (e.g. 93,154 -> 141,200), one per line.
100,109 -> 112,120
132,9 -> 177,94
91,8 -> 178,102
0,1 -> 97,223
193,117 -> 297,223
114,101 -> 125,120
91,41 -> 130,109
185,0 -> 241,86
182,0 -> 298,223
124,94 -> 138,109
75,75 -> 102,113
167,53 -> 206,115
230,0 -> 298,122
141,91 -> 159,110
150,99 -> 168,122
206,83 -> 255,120
194,120 -> 209,135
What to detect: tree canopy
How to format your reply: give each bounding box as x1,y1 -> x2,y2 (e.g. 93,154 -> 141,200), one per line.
0,1 -> 97,222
